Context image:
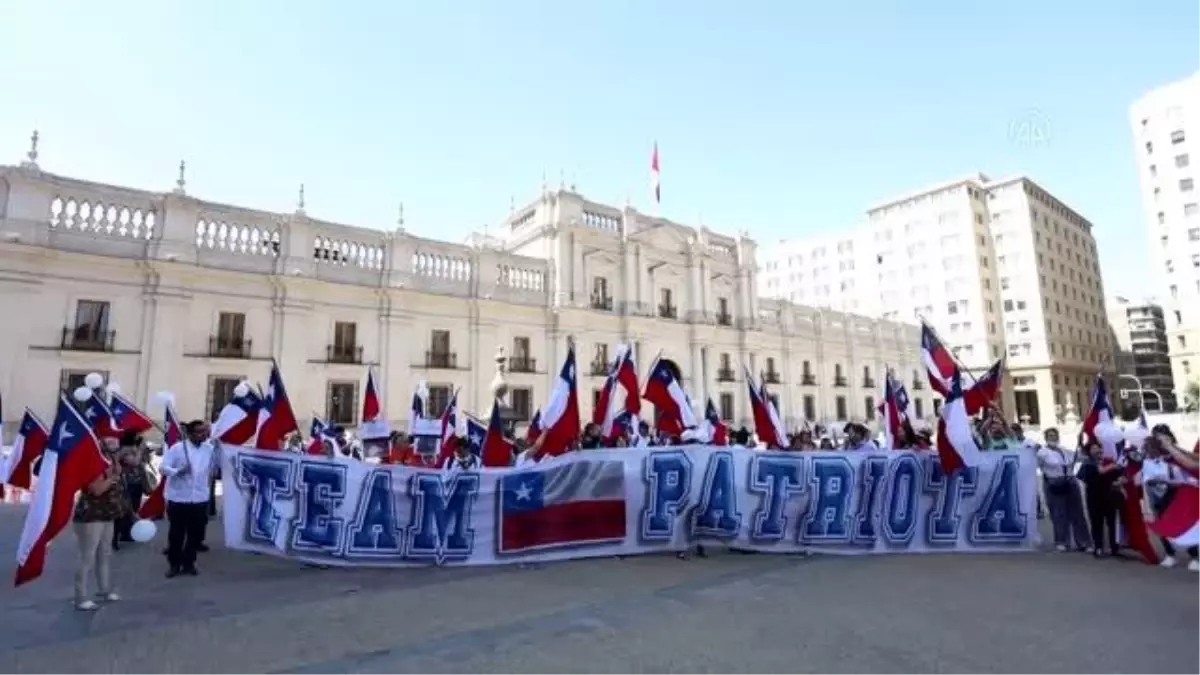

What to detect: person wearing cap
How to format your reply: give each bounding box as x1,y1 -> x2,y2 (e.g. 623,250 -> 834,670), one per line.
843,422 -> 879,452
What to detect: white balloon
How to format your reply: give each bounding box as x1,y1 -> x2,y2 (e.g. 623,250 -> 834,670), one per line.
154,390 -> 176,406
1094,420 -> 1124,445
1124,424 -> 1151,448
130,519 -> 157,543
233,381 -> 250,397
73,386 -> 93,402
84,372 -> 104,389
105,382 -> 122,395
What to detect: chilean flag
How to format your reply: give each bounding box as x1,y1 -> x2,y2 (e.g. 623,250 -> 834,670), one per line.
702,397 -> 728,446
480,400 -> 515,467
306,416 -> 336,455
138,401 -> 182,520
15,395 -> 110,586
747,368 -> 787,449
362,368 -> 382,423
525,409 -> 543,445
255,364 -> 299,451
651,142 -> 661,204
1149,483 -> 1200,549
963,358 -> 1004,416
595,345 -> 640,439
879,373 -> 906,450
935,369 -> 984,474
643,357 -> 696,436
2,409 -> 49,490
605,409 -> 638,444
613,346 -> 641,415
537,345 -> 581,458
212,385 -> 264,445
81,390 -> 121,439
108,392 -> 155,435
436,390 -> 460,466
920,322 -> 956,397
1081,375 -> 1113,444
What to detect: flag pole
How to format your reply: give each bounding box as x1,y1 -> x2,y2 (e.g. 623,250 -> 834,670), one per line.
918,316 -> 980,386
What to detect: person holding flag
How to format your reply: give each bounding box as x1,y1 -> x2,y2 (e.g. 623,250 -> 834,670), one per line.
159,419 -> 221,578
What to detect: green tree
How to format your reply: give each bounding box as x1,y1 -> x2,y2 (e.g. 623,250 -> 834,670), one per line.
1186,380 -> 1199,412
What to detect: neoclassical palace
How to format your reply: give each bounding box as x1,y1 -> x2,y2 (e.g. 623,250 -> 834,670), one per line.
0,154 -> 936,436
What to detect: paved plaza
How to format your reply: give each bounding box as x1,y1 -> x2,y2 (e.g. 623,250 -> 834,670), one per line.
0,503 -> 1196,674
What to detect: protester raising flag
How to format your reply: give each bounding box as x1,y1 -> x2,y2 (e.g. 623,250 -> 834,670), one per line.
1,409 -> 49,491
935,369 -> 983,474
139,393 -> 183,520
307,416 -> 336,455
525,409 -> 543,445
1081,374 -> 1113,445
255,363 -> 299,451
359,368 -> 390,440
480,399 -> 515,467
879,372 -> 907,450
920,321 -> 1003,415
746,367 -> 786,449
436,389 -> 460,466
700,397 -> 728,446
535,343 -> 581,458
212,382 -> 264,445
644,356 -> 696,436
15,394 -> 111,586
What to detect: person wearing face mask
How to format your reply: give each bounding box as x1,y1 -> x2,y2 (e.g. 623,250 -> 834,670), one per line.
1036,428 -> 1092,552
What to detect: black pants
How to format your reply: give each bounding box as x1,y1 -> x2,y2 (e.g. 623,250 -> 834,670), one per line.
114,485 -> 145,543
166,501 -> 208,569
1085,493 -> 1118,554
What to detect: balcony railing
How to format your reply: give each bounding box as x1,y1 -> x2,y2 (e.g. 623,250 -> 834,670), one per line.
862,377 -> 875,388
717,367 -> 736,382
658,304 -> 678,320
61,327 -> 115,352
589,359 -> 609,377
426,351 -> 457,369
209,336 -> 252,359
911,379 -> 925,391
833,376 -> 848,387
326,344 -> 363,364
764,371 -> 782,385
716,312 -> 732,326
509,356 -> 537,373
801,374 -> 816,386
590,295 -> 613,311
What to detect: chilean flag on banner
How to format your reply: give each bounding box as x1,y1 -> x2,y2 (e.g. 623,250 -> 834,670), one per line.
644,357 -> 696,436
2,409 -> 49,490
537,345 -> 581,458
747,368 -> 787,449
212,383 -> 264,445
82,390 -> 121,439
138,400 -> 182,520
702,397 -> 729,446
525,409 -> 543,445
1081,374 -> 1113,444
108,392 -> 156,435
480,400 -> 514,468
936,369 -> 984,474
255,364 -> 299,451
15,395 -> 110,586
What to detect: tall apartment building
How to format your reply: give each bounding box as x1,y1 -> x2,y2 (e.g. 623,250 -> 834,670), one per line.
1130,72 -> 1200,406
760,174 -> 1116,427
1106,296 -> 1177,412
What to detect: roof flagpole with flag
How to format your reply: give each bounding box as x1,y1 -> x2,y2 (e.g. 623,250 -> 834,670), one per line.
651,142 -> 661,213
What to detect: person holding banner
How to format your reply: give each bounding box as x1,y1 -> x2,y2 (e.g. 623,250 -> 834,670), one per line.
160,420 -> 219,578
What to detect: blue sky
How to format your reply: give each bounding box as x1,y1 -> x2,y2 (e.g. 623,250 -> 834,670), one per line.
1,1 -> 1196,297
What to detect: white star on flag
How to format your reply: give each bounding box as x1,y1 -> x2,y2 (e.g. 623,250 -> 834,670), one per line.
515,482 -> 532,501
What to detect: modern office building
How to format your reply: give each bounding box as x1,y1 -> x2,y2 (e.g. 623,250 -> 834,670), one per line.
0,142 -> 934,437
1130,72 -> 1200,407
1106,296 -> 1177,413
760,173 -> 1117,427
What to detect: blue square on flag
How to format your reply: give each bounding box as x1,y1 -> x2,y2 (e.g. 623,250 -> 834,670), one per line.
496,460 -> 627,555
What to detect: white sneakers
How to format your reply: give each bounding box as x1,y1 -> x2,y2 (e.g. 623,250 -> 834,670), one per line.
1160,556 -> 1177,568
101,592 -> 121,602
1189,560 -> 1200,572
75,600 -> 99,611
1055,544 -> 1068,552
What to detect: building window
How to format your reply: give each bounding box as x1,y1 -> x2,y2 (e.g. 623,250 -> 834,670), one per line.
331,321 -> 359,362
1176,154 -> 1190,168
716,297 -> 731,325
914,398 -> 925,419
427,385 -> 452,418
1146,141 -> 1153,154
206,375 -> 242,422
215,311 -> 247,355
326,381 -> 359,425
1189,228 -> 1200,241
933,399 -> 943,417
1186,203 -> 1199,217
1158,211 -> 1166,224
69,300 -> 112,350
719,392 -> 734,421
1149,164 -> 1158,178
803,395 -> 816,421
1181,178 -> 1195,192
510,387 -> 533,421
835,396 -> 847,420
864,397 -> 876,421
1170,130 -> 1186,144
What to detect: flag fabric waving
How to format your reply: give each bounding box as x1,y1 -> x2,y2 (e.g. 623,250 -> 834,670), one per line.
255,364 -> 299,451
480,400 -> 514,468
2,409 -> 49,490
525,409 -> 543,445
920,322 -> 956,397
651,142 -> 661,205
702,397 -> 729,446
644,357 -> 696,436
437,390 -> 460,466
16,395 -> 110,586
746,367 -> 787,449
963,358 -> 1004,416
81,390 -> 121,439
108,393 -> 155,435
1081,374 -> 1113,443
212,384 -> 264,445
306,416 -> 337,455
498,458 -> 626,554
537,345 -> 581,458
879,373 -> 906,450
935,369 -> 984,474
1148,483 -> 1200,549
359,368 -> 390,440
138,400 -> 183,520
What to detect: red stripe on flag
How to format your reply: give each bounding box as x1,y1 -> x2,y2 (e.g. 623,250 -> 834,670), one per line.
500,499 -> 626,553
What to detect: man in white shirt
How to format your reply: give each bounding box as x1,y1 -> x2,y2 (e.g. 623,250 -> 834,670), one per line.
160,420 -> 220,577
443,436 -> 480,475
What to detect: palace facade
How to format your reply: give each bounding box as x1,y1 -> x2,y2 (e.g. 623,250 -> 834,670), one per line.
0,156 -> 934,436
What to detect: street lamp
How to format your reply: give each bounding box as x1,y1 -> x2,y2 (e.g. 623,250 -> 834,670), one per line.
1116,373 -> 1164,413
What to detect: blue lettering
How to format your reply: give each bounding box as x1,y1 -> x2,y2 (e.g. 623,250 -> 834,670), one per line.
800,456 -> 854,543
693,451 -> 741,538
407,473 -> 479,563
346,469 -> 405,558
923,457 -> 979,546
291,461 -> 348,554
235,453 -> 294,546
852,456 -> 888,546
882,454 -> 921,546
970,456 -> 1027,543
748,455 -> 806,542
639,451 -> 692,542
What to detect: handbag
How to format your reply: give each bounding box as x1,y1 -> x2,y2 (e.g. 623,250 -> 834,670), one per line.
1045,448 -> 1074,495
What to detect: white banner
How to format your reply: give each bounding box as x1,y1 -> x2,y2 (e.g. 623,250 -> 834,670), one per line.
221,446 -> 1039,566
